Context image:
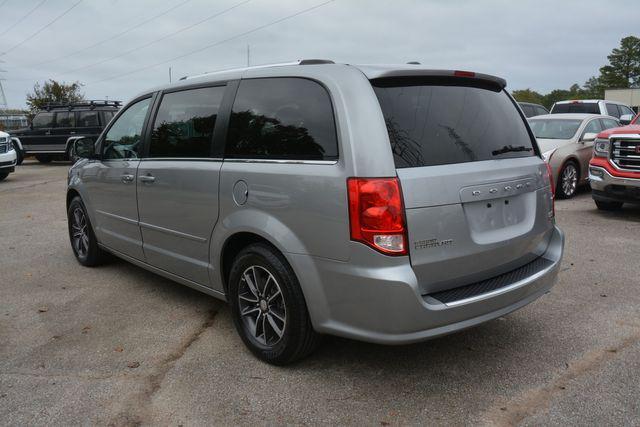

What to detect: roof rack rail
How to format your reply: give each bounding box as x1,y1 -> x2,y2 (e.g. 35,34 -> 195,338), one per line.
42,100 -> 122,111
179,59 -> 336,81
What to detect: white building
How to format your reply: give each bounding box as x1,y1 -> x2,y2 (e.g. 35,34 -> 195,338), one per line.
605,88 -> 640,112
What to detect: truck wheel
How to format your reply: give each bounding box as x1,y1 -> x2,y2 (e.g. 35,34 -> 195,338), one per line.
35,154 -> 52,164
228,243 -> 320,365
0,172 -> 8,181
595,200 -> 623,211
15,147 -> 24,165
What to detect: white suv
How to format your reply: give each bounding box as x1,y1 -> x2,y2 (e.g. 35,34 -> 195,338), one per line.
550,99 -> 636,124
0,130 -> 17,181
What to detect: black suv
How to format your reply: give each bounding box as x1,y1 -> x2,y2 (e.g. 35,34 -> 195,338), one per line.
11,100 -> 120,164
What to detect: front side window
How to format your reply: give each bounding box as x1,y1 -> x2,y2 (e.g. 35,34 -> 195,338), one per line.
32,112 -> 55,128
225,78 -> 338,160
103,98 -> 151,160
606,103 -> 620,118
149,86 -> 225,158
56,112 -> 75,128
600,118 -> 620,129
582,119 -> 602,137
620,105 -> 635,116
78,111 -> 99,127
373,78 -> 535,167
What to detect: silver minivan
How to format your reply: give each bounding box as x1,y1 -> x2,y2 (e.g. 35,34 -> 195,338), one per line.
68,60 -> 564,364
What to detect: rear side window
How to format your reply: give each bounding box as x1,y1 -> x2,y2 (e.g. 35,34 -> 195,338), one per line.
149,86 -> 225,158
225,78 -> 338,160
373,79 -> 534,168
552,103 -> 600,114
56,112 -> 75,127
606,103 -> 621,118
520,104 -> 535,117
32,112 -> 55,128
535,106 -> 548,116
77,111 -> 99,127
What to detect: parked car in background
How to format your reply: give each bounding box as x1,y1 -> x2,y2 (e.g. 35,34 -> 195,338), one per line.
0,112 -> 29,131
550,100 -> 635,124
10,100 -> 120,164
529,114 -> 620,198
589,115 -> 640,210
518,102 -> 549,117
0,130 -> 17,181
67,61 -> 563,364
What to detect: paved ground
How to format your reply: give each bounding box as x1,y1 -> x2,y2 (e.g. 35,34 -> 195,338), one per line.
1,161 -> 639,426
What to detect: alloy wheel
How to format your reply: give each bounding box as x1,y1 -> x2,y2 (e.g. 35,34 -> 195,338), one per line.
238,265 -> 287,346
561,164 -> 578,197
71,207 -> 90,258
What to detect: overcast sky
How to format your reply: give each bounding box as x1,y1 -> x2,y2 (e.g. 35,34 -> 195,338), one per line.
0,0 -> 637,108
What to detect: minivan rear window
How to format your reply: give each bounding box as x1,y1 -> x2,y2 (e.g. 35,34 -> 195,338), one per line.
372,78 -> 535,168
551,103 -> 600,114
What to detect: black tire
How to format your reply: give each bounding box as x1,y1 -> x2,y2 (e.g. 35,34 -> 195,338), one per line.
595,200 -> 623,211
67,196 -> 107,266
15,147 -> 24,165
35,154 -> 52,164
228,243 -> 320,365
556,161 -> 579,199
0,172 -> 8,181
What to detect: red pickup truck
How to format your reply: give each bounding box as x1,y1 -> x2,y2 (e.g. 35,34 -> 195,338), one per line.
589,113 -> 640,210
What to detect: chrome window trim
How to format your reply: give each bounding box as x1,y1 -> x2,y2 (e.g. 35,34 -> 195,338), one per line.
139,157 -> 224,162
223,158 -> 338,165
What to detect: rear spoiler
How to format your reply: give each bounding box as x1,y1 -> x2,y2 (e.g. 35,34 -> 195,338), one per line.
366,69 -> 507,89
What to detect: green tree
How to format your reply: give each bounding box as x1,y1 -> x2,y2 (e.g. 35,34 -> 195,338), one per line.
25,80 -> 84,118
511,89 -> 544,105
582,76 -> 605,98
598,36 -> 640,88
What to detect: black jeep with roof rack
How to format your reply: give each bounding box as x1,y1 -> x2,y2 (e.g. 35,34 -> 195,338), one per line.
10,100 -> 121,164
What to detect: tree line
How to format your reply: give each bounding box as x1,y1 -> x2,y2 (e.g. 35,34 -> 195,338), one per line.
513,36 -> 640,109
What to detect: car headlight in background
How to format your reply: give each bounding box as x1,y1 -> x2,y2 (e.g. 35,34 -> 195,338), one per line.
542,149 -> 556,162
594,138 -> 610,157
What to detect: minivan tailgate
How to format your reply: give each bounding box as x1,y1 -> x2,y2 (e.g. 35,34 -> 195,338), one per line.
398,158 -> 555,294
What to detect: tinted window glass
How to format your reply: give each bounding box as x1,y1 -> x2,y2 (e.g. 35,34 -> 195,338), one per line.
225,78 -> 338,160
529,119 -> 582,139
606,103 -> 620,118
619,105 -> 635,116
56,112 -> 75,127
103,111 -> 115,124
103,98 -> 151,160
77,111 -> 99,127
32,112 -> 55,128
551,103 -> 600,114
521,104 -> 535,117
373,79 -> 534,167
535,106 -> 548,116
149,86 -> 225,158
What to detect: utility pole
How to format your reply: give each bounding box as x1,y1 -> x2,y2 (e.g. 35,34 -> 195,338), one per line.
0,59 -> 7,108
246,44 -> 250,67
169,66 -> 172,83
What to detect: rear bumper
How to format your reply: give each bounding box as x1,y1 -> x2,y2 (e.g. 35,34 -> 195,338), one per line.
290,225 -> 564,345
589,164 -> 640,204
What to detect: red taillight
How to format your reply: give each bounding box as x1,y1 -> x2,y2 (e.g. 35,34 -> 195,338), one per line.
454,70 -> 475,78
545,162 -> 555,218
347,177 -> 407,255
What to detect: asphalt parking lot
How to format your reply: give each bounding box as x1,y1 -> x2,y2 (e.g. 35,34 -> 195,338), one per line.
1,161 -> 639,426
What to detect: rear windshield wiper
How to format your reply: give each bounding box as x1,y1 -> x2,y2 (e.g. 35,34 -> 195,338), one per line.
492,145 -> 533,156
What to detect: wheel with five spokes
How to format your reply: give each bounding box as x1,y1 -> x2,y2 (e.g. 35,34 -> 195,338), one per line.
67,196 -> 107,266
229,243 -> 320,365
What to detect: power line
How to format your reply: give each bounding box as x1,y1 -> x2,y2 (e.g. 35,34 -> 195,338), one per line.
89,0 -> 336,85
27,0 -> 194,68
66,0 -> 252,74
0,0 -> 48,38
1,0 -> 83,56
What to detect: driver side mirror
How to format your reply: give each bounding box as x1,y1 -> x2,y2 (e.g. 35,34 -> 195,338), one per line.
581,132 -> 597,143
73,137 -> 97,159
619,114 -> 634,125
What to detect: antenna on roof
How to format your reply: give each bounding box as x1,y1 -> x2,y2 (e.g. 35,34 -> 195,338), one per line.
406,61 -> 421,65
